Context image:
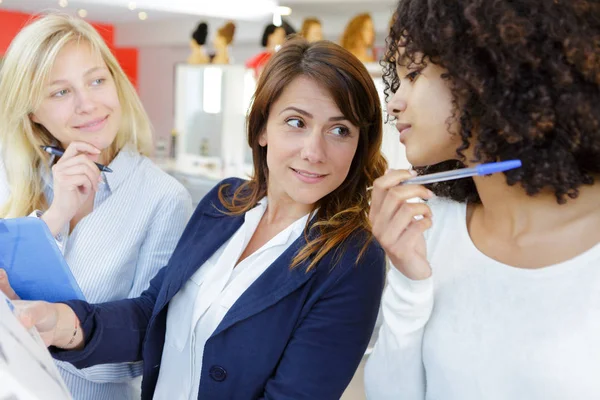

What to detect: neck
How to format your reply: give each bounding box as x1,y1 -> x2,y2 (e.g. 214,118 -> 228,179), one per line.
471,172 -> 600,237
264,187 -> 313,226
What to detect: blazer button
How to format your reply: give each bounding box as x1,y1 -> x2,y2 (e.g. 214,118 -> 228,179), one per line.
209,366 -> 227,382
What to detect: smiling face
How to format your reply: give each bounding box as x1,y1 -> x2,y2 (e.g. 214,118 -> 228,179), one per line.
386,51 -> 462,167
31,40 -> 122,157
258,76 -> 360,209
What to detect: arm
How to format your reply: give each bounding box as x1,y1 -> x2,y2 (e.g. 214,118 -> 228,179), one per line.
49,265 -> 166,368
364,266 -> 433,400
57,187 -> 192,382
260,244 -> 386,400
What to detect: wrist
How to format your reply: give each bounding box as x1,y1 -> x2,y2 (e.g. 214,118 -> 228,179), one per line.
41,207 -> 67,237
54,303 -> 84,350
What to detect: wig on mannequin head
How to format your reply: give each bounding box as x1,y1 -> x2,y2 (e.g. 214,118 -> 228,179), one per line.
340,13 -> 373,50
192,22 -> 208,46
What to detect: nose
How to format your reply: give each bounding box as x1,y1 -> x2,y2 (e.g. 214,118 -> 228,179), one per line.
300,129 -> 326,164
386,88 -> 407,119
74,88 -> 97,114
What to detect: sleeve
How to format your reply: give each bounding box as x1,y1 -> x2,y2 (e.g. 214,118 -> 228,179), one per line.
259,243 -> 387,400
51,265 -> 167,368
363,265 -> 434,400
58,185 -> 193,383
28,210 -> 69,254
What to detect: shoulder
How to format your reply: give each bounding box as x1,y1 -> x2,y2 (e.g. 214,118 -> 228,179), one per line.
315,229 -> 386,292
135,156 -> 192,208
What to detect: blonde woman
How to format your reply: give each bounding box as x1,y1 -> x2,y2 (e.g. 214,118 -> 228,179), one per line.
0,13 -> 192,400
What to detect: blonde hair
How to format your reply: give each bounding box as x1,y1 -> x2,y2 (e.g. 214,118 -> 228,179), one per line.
0,13 -> 153,218
340,13 -> 372,51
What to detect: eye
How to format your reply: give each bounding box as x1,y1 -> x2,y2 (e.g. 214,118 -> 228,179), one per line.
52,89 -> 69,98
331,126 -> 350,137
286,118 -> 305,128
91,78 -> 106,86
405,70 -> 421,82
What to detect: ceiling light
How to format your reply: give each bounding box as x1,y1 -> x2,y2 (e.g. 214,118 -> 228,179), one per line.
138,11 -> 148,20
277,6 -> 292,16
77,9 -> 87,18
59,0 -> 68,7
128,2 -> 136,10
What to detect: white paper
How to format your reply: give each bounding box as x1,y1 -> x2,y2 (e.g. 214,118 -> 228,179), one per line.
0,292 -> 72,400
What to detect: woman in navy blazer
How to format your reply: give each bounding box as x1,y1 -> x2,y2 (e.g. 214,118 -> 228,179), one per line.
10,39 -> 387,399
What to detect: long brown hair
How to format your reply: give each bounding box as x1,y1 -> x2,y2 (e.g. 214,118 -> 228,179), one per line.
218,38 -> 387,271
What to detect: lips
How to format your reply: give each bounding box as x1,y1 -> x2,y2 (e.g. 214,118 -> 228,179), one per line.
74,116 -> 108,129
291,168 -> 327,178
396,122 -> 412,135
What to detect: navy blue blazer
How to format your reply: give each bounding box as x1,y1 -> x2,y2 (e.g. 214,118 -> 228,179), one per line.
54,178 -> 386,399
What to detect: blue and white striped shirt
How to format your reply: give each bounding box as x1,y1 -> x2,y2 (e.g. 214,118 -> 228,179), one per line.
1,146 -> 193,400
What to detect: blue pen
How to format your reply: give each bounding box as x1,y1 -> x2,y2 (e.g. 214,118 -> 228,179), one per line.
368,160 -> 522,190
40,146 -> 113,173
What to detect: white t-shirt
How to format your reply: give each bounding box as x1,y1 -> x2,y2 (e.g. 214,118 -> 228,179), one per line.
365,197 -> 600,400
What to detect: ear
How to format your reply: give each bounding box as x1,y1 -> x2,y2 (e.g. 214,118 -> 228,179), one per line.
30,113 -> 40,124
258,131 -> 267,147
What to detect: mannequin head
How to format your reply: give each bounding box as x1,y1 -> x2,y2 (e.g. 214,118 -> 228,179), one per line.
214,21 -> 236,50
300,18 -> 323,43
261,24 -> 286,50
341,13 -> 375,51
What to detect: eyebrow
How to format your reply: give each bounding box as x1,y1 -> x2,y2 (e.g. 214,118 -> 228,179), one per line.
48,66 -> 107,86
279,106 -> 348,122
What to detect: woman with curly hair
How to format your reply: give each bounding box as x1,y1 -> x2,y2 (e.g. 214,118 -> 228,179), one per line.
365,0 -> 600,398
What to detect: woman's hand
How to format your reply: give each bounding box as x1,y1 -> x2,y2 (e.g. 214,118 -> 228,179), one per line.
42,141 -> 102,236
13,300 -> 83,349
0,268 -> 19,300
369,170 -> 434,280
0,269 -> 83,349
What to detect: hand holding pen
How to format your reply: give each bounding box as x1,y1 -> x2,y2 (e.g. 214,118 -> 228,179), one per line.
39,142 -> 106,237
368,160 -> 522,281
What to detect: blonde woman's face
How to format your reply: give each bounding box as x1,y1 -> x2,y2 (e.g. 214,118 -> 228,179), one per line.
31,41 -> 122,154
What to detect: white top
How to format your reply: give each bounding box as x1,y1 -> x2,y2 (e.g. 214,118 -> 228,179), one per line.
154,197 -> 310,400
1,147 -> 193,400
365,197 -> 600,400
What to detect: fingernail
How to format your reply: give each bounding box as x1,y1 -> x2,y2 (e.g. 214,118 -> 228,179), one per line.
384,169 -> 391,175
410,170 -> 418,176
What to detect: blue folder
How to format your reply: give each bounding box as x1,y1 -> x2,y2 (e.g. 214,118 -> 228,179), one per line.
0,217 -> 85,303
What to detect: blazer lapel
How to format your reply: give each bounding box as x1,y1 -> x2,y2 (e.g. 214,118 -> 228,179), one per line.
159,210 -> 245,309
211,233 -> 317,338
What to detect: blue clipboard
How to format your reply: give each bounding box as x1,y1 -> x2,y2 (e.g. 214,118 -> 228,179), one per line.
0,217 -> 85,303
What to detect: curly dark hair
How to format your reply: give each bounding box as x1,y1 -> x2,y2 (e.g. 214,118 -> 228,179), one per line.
384,0 -> 600,204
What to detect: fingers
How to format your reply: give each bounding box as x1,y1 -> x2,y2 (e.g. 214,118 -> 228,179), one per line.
373,202 -> 432,249
370,169 -> 415,216
60,141 -> 101,161
53,154 -> 101,192
13,301 -> 52,330
0,269 -> 20,300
